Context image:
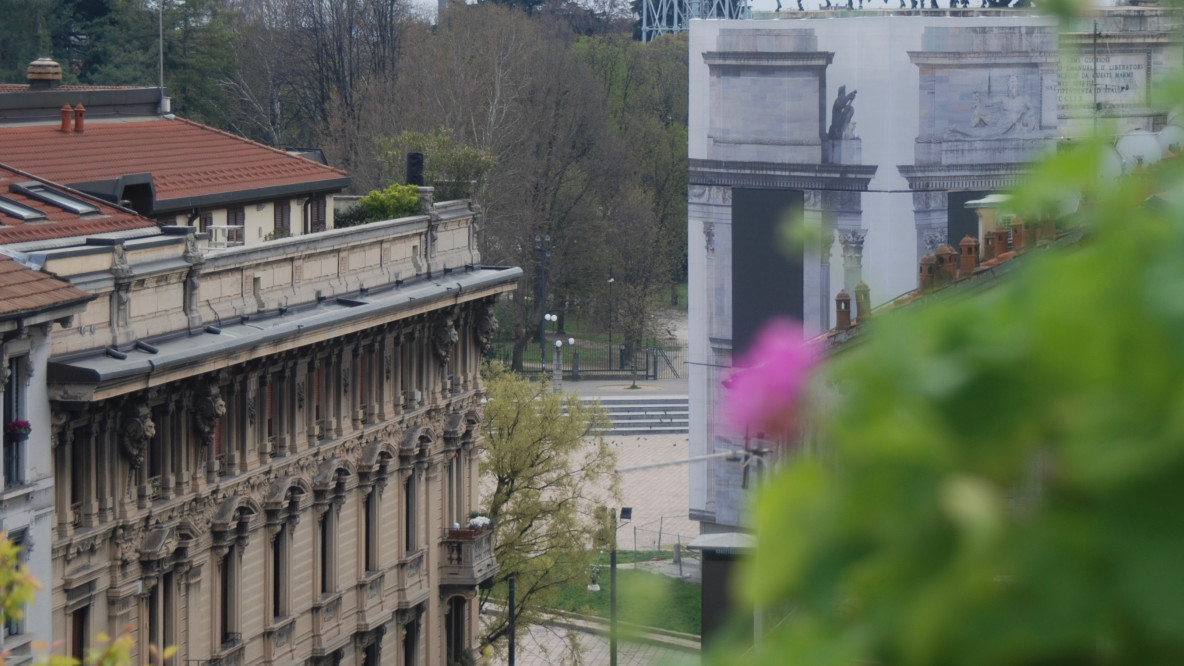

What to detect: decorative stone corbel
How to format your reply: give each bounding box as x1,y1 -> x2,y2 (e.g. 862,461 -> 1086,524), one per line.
474,301 -> 498,354
432,310 -> 458,368
193,381 -> 226,449
119,402 -> 155,471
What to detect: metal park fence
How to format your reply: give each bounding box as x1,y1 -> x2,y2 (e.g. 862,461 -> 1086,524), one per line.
485,336 -> 687,381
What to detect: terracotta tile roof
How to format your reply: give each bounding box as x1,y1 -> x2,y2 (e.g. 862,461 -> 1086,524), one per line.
0,117 -> 348,205
0,163 -> 155,244
0,254 -> 91,317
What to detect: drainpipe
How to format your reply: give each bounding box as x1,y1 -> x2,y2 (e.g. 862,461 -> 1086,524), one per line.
302,197 -> 311,235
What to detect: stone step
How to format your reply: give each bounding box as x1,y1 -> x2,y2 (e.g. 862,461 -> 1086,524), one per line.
576,395 -> 690,435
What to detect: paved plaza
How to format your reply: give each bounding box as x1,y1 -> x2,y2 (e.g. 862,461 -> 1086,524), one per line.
491,621 -> 698,666
487,368 -> 705,665
605,431 -> 698,552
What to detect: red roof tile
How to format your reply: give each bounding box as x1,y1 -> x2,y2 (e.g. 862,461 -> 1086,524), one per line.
0,163 -> 155,244
0,254 -> 91,317
0,118 -> 347,204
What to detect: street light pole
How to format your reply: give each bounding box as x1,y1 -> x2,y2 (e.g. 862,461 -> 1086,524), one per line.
610,546 -> 618,666
534,235 -> 552,372
607,277 -> 615,370
610,506 -> 631,666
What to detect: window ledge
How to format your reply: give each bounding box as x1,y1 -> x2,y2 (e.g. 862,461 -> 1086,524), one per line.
265,614 -> 296,634
313,589 -> 345,609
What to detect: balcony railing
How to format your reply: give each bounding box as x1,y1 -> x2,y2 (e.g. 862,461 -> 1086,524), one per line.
440,527 -> 498,587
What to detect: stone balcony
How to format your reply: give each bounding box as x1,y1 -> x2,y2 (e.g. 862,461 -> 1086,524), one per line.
439,527 -> 498,587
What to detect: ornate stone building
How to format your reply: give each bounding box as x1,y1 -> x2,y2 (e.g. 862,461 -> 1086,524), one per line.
0,254 -> 94,665
34,187 -> 516,665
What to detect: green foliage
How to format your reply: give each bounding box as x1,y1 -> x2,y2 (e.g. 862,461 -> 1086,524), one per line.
357,183 -> 420,223
0,0 -> 235,126
713,115 -> 1184,665
0,534 -> 36,641
332,205 -> 371,229
479,362 -> 618,653
377,129 -> 497,202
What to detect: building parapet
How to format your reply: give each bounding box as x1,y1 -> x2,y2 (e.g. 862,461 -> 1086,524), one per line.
42,200 -> 490,360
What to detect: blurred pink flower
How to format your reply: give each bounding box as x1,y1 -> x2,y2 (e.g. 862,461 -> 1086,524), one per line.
722,318 -> 820,439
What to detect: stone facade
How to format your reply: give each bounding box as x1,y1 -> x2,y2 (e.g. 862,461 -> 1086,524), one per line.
42,192 -> 518,665
0,284 -> 90,665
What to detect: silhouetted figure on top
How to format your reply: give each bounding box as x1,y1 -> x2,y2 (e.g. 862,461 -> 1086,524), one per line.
828,86 -> 857,140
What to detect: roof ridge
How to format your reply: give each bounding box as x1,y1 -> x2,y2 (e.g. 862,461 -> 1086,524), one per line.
171,116 -> 348,178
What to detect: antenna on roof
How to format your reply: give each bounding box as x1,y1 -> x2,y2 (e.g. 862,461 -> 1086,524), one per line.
158,0 -> 164,92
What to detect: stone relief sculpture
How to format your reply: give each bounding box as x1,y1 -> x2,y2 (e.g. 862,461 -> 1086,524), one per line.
828,86 -> 858,140
949,74 -> 1038,138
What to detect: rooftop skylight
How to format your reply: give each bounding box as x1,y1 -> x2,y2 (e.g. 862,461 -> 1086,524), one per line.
0,196 -> 47,222
10,182 -> 100,215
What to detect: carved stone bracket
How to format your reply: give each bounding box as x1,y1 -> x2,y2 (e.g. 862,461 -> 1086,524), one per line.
119,402 -> 154,471
473,302 -> 498,354
433,310 -> 458,368
194,381 -> 226,450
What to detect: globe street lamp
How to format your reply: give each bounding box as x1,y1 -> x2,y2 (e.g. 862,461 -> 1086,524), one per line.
553,337 -> 574,392
542,313 -> 558,372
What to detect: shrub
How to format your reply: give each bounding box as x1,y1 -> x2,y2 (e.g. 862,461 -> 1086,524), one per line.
358,183 -> 420,223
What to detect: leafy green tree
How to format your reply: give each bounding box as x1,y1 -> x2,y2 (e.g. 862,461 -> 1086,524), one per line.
478,363 -> 618,654
376,129 -> 497,202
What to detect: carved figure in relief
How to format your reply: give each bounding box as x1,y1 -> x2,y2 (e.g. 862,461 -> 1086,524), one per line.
999,74 -> 1036,133
194,382 -> 226,449
120,403 -> 155,471
828,86 -> 857,140
433,311 -> 458,367
475,303 -> 498,354
950,74 -> 1037,139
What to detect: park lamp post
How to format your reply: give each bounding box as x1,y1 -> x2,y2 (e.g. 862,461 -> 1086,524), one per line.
610,506 -> 632,666
607,277 -> 615,368
535,235 -> 552,369
553,337 -> 574,392
542,313 -> 558,372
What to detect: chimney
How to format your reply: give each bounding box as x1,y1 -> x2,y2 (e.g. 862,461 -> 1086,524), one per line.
919,253 -> 937,291
73,104 -> 86,133
406,152 -> 425,186
835,289 -> 851,331
993,228 -> 1010,256
959,235 -> 979,276
854,281 -> 871,321
27,57 -> 62,90
1011,220 -> 1026,251
936,244 -> 958,284
60,104 -> 73,133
